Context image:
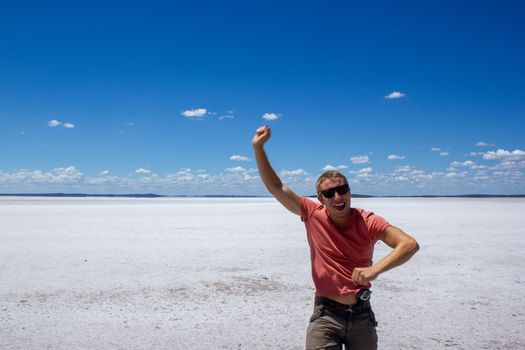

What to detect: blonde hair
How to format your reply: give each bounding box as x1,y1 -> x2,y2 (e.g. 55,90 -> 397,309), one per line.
315,170 -> 349,194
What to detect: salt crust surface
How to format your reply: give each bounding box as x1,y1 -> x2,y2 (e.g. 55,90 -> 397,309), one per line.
1,197 -> 524,349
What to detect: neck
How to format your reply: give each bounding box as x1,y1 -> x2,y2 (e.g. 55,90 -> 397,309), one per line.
329,209 -> 352,228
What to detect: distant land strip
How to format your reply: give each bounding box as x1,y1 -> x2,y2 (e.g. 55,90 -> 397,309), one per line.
1,193 -> 524,198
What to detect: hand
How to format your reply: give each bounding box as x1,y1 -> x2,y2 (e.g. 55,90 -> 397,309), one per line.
252,125 -> 271,148
352,266 -> 378,286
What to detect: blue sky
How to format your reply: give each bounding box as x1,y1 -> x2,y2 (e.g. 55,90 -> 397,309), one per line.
1,1 -> 524,195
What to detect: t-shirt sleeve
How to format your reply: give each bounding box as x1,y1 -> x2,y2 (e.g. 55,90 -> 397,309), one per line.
300,197 -> 320,222
364,211 -> 391,241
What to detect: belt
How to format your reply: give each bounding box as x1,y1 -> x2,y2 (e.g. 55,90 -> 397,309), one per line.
315,296 -> 370,313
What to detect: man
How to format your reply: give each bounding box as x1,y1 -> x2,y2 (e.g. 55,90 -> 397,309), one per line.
252,125 -> 419,349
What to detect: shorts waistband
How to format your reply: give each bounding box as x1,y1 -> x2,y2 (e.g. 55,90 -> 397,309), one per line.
315,296 -> 370,313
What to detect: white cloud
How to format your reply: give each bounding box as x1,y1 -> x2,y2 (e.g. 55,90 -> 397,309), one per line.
483,149 -> 525,160
384,91 -> 406,99
387,154 -> 405,160
483,150 -> 525,176
0,166 -> 265,195
387,166 -> 442,185
52,166 -> 84,183
0,166 -> 84,186
440,152 -> 449,156
280,169 -> 309,176
181,108 -> 208,118
169,169 -> 194,182
225,166 -> 247,173
2,161 -> 523,195
351,167 -> 374,180
449,160 -> 487,171
48,119 -> 61,127
351,155 -> 370,164
476,141 -> 495,147
220,167 -> 259,184
445,171 -> 467,178
471,165 -> 486,170
450,160 -> 475,167
466,152 -> 483,157
394,165 -> 413,173
243,174 -> 259,181
483,149 -> 508,160
135,168 -> 151,174
230,155 -> 251,161
322,164 -> 348,171
431,147 -> 441,152
262,113 -> 279,121
219,110 -> 235,120
48,119 -> 75,128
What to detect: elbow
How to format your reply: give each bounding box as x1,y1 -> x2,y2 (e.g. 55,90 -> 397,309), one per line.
409,238 -> 420,255
399,236 -> 419,255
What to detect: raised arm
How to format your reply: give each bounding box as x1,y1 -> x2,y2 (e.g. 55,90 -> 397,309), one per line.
252,125 -> 302,216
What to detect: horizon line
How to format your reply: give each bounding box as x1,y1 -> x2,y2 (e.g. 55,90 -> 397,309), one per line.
1,193 -> 525,199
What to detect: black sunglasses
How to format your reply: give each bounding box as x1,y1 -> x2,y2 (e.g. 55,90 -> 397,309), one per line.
319,184 -> 350,198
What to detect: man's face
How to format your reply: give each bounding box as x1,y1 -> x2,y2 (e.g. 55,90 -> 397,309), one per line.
317,177 -> 351,219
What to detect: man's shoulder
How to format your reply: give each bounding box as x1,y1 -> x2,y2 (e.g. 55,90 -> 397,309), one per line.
301,197 -> 325,219
352,207 -> 367,215
352,207 -> 378,220
302,196 -> 323,207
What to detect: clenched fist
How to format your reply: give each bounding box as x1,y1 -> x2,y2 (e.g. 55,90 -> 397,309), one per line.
252,125 -> 271,148
352,266 -> 379,286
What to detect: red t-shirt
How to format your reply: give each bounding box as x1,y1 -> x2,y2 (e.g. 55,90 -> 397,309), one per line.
300,197 -> 391,296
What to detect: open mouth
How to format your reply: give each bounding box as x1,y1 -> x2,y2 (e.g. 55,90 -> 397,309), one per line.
333,202 -> 346,211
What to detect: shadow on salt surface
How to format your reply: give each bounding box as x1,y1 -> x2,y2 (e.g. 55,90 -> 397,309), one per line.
9,275 -> 294,311
207,275 -> 287,296
168,274 -> 303,304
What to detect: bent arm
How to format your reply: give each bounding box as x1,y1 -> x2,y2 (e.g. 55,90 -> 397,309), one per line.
352,225 -> 419,285
252,126 -> 302,215
372,225 -> 419,275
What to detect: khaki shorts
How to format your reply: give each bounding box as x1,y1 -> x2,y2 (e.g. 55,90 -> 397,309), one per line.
306,296 -> 378,350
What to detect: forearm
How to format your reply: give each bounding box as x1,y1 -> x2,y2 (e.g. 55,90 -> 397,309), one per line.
253,145 -> 283,193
